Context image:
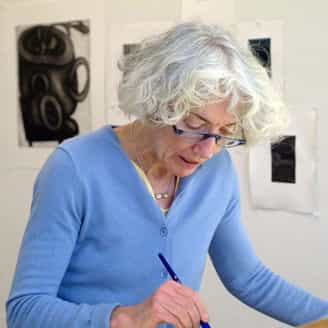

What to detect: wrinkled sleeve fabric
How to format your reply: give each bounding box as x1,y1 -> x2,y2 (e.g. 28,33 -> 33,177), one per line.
6,148 -> 120,328
209,172 -> 328,326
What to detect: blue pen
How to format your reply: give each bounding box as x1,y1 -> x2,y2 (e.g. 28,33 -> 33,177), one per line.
158,253 -> 211,328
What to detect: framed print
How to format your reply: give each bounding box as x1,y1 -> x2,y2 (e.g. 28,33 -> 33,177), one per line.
0,0 -> 105,168
106,21 -> 175,126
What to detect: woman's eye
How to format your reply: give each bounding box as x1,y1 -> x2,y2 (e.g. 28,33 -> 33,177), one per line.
184,119 -> 205,130
220,128 -> 232,136
220,125 -> 238,137
186,123 -> 203,129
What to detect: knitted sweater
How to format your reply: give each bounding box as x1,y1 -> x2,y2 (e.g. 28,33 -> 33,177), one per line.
7,126 -> 328,327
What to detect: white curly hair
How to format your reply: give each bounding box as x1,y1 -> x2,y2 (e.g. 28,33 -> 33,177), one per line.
117,21 -> 289,145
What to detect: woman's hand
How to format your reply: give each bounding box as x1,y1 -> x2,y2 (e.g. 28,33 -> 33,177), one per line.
110,280 -> 209,328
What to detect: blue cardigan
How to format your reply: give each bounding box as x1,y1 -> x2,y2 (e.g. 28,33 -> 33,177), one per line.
6,126 -> 328,328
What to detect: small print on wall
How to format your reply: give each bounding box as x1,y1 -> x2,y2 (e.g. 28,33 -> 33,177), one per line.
249,109 -> 318,215
123,43 -> 140,56
17,20 -> 91,148
271,135 -> 295,184
248,38 -> 272,78
236,20 -> 283,94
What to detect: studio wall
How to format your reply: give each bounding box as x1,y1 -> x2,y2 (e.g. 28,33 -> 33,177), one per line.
1,1 -> 328,328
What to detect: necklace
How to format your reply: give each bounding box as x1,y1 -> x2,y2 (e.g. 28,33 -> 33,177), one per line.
153,176 -> 175,200
134,156 -> 176,201
154,191 -> 169,200
131,121 -> 176,201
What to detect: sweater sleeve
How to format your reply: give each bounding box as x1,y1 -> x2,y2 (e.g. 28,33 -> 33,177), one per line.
209,173 -> 328,326
6,148 -> 120,328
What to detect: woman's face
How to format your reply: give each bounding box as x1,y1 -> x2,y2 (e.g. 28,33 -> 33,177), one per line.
152,100 -> 238,177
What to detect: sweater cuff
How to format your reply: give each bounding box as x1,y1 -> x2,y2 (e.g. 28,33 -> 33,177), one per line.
91,302 -> 121,328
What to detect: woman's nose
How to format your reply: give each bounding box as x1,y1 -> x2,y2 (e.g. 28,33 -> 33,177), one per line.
192,137 -> 217,159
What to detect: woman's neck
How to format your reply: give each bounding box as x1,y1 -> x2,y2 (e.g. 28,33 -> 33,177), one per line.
113,121 -> 177,208
113,121 -> 174,182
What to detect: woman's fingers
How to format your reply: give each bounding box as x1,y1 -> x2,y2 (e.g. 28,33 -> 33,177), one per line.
158,288 -> 194,327
175,282 -> 209,323
150,280 -> 209,327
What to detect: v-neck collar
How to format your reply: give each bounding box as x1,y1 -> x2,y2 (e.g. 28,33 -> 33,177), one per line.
104,124 -> 202,222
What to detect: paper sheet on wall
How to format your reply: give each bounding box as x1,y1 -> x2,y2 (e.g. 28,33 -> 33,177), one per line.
107,22 -> 174,126
181,0 -> 235,26
236,20 -> 284,95
249,108 -> 318,215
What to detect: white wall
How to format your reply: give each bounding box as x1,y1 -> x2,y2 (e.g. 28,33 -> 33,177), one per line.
201,2 -> 328,328
1,1 -> 328,328
0,1 -> 180,327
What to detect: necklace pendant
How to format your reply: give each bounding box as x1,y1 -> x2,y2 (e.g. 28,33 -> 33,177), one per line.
155,193 -> 163,200
154,192 -> 169,200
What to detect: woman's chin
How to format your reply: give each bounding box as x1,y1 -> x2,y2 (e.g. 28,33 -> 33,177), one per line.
173,156 -> 200,176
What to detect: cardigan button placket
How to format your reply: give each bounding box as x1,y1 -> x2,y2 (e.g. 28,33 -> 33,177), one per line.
160,269 -> 168,279
160,225 -> 168,237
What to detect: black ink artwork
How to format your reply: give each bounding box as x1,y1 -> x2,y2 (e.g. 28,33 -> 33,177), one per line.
248,38 -> 272,78
271,136 -> 296,183
122,44 -> 140,80
17,21 -> 90,146
123,43 -> 140,56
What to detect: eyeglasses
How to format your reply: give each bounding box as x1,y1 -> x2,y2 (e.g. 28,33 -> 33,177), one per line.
172,125 -> 246,148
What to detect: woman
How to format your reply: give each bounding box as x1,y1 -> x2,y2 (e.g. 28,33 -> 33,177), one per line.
7,22 -> 328,328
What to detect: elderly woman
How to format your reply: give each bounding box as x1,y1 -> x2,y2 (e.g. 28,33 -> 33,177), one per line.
6,22 -> 328,328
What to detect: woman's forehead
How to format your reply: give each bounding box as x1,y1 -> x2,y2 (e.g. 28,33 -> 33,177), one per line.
189,101 -> 237,126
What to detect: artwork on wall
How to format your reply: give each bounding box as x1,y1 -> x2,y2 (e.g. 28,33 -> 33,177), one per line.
236,20 -> 283,94
249,108 -> 318,215
17,20 -> 91,148
1,0 -> 105,168
107,22 -> 174,126
271,135 -> 295,184
248,37 -> 272,78
122,43 -> 140,56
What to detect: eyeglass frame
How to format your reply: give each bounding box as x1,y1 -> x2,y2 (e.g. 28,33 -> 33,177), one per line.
172,125 -> 246,148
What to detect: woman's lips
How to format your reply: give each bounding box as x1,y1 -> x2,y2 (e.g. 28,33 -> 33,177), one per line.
179,156 -> 200,166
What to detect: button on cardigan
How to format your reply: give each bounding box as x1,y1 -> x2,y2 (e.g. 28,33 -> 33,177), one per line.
6,126 -> 328,327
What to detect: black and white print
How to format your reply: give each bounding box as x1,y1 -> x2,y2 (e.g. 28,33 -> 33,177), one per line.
17,20 -> 91,147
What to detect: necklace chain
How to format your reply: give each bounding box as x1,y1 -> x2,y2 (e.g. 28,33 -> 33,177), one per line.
154,191 -> 169,200
134,154 -> 175,200
153,176 -> 175,200
131,122 -> 176,201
